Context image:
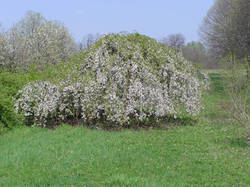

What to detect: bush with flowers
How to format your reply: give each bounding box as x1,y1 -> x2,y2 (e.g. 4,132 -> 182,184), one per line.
14,33 -> 203,127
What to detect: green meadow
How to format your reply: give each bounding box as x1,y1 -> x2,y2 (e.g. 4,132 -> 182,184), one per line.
0,72 -> 249,186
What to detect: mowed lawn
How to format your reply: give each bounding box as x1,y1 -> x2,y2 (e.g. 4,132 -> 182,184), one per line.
0,72 -> 249,186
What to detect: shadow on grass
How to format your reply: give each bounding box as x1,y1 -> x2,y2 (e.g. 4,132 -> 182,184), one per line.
208,72 -> 225,95
51,115 -> 198,132
227,137 -> 249,148
91,115 -> 197,131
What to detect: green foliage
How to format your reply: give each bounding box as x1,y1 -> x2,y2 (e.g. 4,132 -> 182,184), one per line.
222,56 -> 249,126
0,70 -> 41,131
182,41 -> 209,67
41,51 -> 89,84
0,93 -> 19,131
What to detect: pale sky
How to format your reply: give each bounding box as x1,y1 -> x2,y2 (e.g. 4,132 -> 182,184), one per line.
0,0 -> 214,42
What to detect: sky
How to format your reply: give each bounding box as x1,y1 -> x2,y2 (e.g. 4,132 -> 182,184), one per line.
0,0 -> 214,43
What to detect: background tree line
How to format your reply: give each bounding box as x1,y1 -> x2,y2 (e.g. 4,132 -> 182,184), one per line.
160,33 -> 216,69
0,10 -> 223,72
1,2 -> 248,72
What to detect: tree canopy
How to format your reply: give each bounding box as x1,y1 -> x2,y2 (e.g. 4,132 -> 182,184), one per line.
199,0 -> 249,59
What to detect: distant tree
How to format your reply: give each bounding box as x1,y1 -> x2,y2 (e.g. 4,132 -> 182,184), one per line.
0,26 -> 3,67
0,25 -> 9,68
183,42 -> 205,62
199,0 -> 249,60
0,11 -> 78,70
86,33 -> 94,48
199,0 -> 249,85
182,41 -> 211,68
79,33 -> 100,50
78,42 -> 84,51
162,33 -> 185,51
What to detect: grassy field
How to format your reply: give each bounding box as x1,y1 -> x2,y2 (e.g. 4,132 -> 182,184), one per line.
0,72 -> 249,186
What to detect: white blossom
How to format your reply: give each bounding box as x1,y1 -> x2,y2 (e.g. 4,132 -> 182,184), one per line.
14,33 -> 203,127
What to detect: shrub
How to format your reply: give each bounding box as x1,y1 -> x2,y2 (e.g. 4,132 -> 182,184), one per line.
0,93 -> 20,132
15,33 -> 202,127
0,70 -> 41,130
222,55 -> 249,126
14,81 -> 61,126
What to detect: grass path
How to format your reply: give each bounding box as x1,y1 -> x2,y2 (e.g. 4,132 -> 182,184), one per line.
0,72 -> 249,186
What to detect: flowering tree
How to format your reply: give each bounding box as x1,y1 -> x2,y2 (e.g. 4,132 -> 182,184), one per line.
15,33 -> 203,127
0,11 -> 77,70
0,25 -> 7,68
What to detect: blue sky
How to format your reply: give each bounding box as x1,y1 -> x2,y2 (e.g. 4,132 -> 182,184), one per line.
0,0 -> 214,42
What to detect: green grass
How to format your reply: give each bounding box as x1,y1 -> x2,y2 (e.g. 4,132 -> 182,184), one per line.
0,71 -> 249,186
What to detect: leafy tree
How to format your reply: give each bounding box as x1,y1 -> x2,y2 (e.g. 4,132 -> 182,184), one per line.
199,0 -> 249,60
182,41 -> 217,68
183,42 -> 206,63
